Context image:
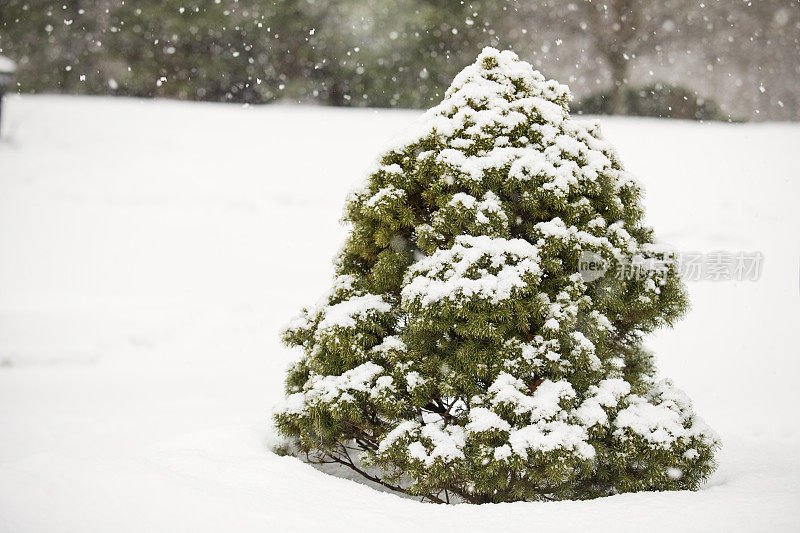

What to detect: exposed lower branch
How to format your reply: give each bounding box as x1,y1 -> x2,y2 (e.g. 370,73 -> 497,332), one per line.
317,445 -> 446,504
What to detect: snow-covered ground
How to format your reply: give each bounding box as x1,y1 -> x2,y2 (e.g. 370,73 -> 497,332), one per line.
0,95 -> 798,531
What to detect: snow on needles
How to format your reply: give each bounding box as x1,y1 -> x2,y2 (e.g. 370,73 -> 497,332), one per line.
276,362 -> 390,415
402,235 -> 541,306
614,379 -> 719,447
317,294 -> 392,331
377,420 -> 467,467
379,46 -> 624,205
488,373 -> 575,421
466,407 -> 512,433
391,47 -> 570,147
485,374 -> 596,459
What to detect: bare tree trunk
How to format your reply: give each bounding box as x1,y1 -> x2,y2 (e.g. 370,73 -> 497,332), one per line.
608,52 -> 629,115
581,0 -> 637,116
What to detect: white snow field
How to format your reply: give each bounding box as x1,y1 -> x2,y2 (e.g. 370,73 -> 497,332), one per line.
0,95 -> 798,531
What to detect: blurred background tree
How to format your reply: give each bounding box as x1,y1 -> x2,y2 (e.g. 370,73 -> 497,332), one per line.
0,0 -> 797,120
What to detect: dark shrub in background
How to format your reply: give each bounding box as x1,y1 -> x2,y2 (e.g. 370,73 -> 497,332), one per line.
574,83 -> 730,121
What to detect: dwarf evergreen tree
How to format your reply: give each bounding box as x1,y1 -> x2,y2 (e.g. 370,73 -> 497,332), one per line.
274,48 -> 718,504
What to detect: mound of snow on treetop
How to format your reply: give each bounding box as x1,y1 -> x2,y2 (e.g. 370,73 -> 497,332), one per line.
0,95 -> 798,531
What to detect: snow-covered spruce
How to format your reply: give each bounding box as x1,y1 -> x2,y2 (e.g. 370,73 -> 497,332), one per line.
274,47 -> 718,503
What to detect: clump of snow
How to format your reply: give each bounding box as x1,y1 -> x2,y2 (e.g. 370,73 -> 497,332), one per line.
364,185 -> 405,209
370,335 -> 407,353
591,379 -> 632,407
543,318 -> 560,331
613,380 -> 717,447
439,146 -> 530,182
317,294 -> 392,331
377,420 -> 421,452
667,467 -> 684,480
574,379 -> 631,427
377,420 -> 467,468
684,448 -> 700,460
509,421 -> 595,460
275,362 -> 389,414
590,310 -> 614,332
466,407 -> 511,433
419,423 -> 466,465
614,400 -> 687,445
404,371 -> 426,391
402,235 -> 540,306
488,373 -> 575,421
493,444 -> 513,461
